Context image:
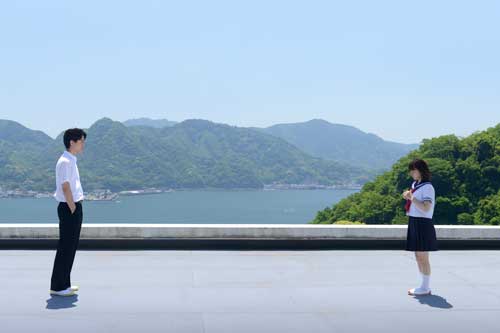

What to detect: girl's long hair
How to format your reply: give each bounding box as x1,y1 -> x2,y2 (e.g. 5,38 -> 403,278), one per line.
408,159 -> 432,182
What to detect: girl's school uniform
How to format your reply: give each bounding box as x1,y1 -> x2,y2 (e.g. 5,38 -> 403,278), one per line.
405,181 -> 438,252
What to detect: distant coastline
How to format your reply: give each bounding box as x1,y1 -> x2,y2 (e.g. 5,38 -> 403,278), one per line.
0,184 -> 362,200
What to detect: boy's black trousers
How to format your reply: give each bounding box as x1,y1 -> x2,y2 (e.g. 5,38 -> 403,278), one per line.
50,201 -> 83,292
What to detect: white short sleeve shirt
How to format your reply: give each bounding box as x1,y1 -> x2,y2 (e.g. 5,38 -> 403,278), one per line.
53,151 -> 85,202
407,182 -> 435,219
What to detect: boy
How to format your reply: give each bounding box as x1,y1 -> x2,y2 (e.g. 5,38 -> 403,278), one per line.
50,128 -> 86,296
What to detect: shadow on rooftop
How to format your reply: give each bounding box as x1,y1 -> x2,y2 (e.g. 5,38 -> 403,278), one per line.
46,294 -> 79,310
413,294 -> 453,309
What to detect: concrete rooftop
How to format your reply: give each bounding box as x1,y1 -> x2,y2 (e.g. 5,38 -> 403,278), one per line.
1,250 -> 499,333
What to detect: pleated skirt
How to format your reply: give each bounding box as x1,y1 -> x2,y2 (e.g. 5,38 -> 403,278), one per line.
406,216 -> 438,252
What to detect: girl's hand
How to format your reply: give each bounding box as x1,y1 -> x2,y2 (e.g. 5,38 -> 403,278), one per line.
402,190 -> 411,200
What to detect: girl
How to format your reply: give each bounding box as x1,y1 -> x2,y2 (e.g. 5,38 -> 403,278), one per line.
403,159 -> 438,296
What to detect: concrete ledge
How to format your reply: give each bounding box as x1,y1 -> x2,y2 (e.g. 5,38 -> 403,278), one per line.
1,224 -> 500,240
1,224 -> 500,249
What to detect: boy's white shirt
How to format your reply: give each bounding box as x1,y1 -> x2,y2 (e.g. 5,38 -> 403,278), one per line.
54,150 -> 84,203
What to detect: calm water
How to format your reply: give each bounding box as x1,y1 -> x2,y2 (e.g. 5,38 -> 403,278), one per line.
0,189 -> 357,224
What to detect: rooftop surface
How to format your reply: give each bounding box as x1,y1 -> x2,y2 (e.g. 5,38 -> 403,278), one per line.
2,250 -> 499,333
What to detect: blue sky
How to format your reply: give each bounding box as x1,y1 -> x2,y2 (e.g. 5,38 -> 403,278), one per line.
1,0 -> 499,143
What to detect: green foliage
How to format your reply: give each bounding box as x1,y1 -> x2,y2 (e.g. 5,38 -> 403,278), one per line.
474,192 -> 500,225
333,220 -> 365,225
457,213 -> 474,225
311,124 -> 500,225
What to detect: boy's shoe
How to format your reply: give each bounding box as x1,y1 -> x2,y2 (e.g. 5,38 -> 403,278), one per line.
50,288 -> 76,297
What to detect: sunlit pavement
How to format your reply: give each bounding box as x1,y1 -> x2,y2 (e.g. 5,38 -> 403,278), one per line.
1,250 -> 499,333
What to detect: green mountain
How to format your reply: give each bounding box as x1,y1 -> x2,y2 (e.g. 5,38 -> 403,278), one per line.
0,120 -> 54,146
311,124 -> 500,225
257,119 -> 419,171
0,118 -> 374,192
123,118 -> 418,171
0,120 -> 56,191
123,117 -> 178,128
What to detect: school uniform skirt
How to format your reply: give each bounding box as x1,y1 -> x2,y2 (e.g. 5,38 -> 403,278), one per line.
406,216 -> 438,252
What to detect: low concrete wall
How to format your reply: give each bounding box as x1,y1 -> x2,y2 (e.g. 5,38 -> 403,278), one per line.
1,224 -> 500,249
1,223 -> 500,239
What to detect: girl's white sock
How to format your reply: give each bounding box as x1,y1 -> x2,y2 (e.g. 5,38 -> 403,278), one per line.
420,274 -> 431,290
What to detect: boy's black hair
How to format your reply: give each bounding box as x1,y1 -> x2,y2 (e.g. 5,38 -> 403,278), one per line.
63,128 -> 87,149
408,159 -> 432,182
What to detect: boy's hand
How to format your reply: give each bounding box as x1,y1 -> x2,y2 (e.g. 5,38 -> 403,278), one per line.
69,203 -> 76,214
